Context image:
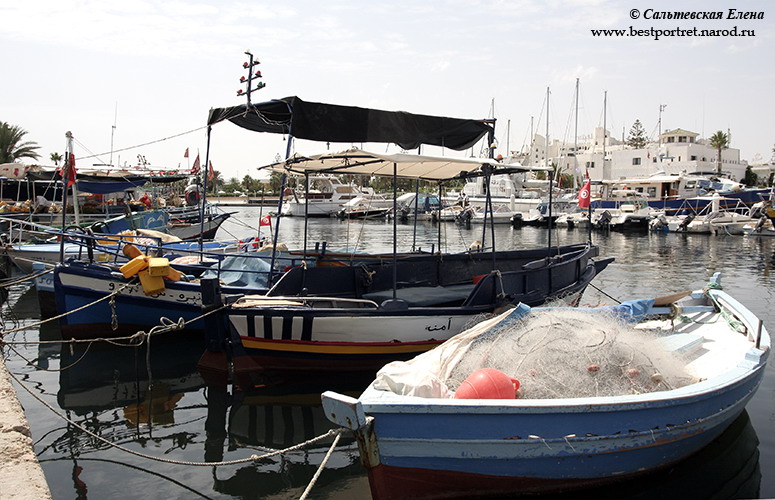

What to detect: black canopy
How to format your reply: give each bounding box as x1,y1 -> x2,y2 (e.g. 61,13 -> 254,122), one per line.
208,96 -> 492,151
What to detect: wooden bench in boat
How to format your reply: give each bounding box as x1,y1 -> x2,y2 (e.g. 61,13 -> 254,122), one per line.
656,332 -> 704,354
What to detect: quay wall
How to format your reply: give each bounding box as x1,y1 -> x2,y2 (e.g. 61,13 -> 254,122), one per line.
0,353 -> 52,499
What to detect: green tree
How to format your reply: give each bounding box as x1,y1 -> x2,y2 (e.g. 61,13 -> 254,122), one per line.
208,169 -> 222,194
242,174 -> 259,194
50,152 -> 62,166
626,120 -> 648,149
0,122 -> 40,163
709,131 -> 729,175
269,172 -> 284,194
223,176 -> 241,194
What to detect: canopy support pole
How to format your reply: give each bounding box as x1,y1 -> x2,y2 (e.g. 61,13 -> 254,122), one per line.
301,171 -> 310,294
268,133 -> 294,284
412,179 -> 419,251
392,162 -> 398,300
437,182 -> 443,254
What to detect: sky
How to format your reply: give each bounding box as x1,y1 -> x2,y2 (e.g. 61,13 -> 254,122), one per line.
2,0 -> 773,181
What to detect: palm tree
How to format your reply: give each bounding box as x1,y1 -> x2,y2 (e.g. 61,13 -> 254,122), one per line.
0,122 -> 41,163
208,170 -> 223,194
50,152 -> 62,166
708,131 -> 729,175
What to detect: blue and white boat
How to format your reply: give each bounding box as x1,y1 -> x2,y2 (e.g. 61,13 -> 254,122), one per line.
322,274 -> 770,499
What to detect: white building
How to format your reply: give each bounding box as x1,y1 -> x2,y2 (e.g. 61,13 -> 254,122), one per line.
555,127 -> 746,182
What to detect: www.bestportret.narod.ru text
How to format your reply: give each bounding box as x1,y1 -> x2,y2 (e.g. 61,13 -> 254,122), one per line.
591,26 -> 755,40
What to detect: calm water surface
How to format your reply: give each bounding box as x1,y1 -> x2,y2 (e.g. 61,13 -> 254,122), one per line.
2,206 -> 773,499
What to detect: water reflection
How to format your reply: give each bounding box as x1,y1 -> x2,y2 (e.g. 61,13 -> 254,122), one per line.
207,373 -> 372,498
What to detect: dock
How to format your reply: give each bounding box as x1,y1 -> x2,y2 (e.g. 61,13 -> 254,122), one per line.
0,353 -> 52,499
209,195 -> 280,207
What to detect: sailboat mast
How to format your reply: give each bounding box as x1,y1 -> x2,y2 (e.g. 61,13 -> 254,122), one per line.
574,78 -> 579,190
506,119 -> 510,158
602,90 -> 607,179
546,86 -> 553,253
109,102 -> 117,168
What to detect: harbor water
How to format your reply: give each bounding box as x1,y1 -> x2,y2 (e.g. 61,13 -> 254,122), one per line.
2,205 -> 773,499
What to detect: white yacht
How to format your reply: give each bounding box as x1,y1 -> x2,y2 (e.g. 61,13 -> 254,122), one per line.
280,176 -> 364,217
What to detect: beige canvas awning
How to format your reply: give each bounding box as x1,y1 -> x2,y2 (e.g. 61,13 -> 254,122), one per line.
259,148 -> 550,182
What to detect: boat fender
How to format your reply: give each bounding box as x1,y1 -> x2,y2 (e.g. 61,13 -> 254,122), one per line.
454,368 -> 520,399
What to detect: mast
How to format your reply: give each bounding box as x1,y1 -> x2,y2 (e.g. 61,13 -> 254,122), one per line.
109,102 -> 117,168
546,86 -> 553,253
602,91 -> 607,180
573,78 -> 579,190
658,104 -> 667,146
506,119 -> 510,159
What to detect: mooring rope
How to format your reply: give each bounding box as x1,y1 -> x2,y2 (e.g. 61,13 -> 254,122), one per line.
587,282 -> 622,304
1,304 -> 226,347
0,267 -> 55,288
0,279 -> 138,337
3,341 -> 94,372
299,430 -> 343,500
6,365 -> 346,467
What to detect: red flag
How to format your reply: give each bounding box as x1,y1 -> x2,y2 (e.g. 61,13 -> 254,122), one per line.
259,215 -> 271,227
184,148 -> 189,158
208,160 -> 215,180
578,179 -> 591,208
191,154 -> 200,174
63,153 -> 77,187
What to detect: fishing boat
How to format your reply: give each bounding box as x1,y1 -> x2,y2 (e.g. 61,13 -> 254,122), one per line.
198,149 -> 612,380
52,243 -> 302,339
321,274 -> 770,499
1,208 -> 231,274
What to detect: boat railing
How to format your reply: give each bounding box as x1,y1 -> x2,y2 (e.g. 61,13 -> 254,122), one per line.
53,230 -> 312,288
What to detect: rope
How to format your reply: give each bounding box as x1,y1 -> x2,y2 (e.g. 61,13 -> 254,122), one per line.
4,341 -> 94,372
299,430 -> 343,500
0,267 -> 55,288
2,297 -> 226,348
6,366 -> 346,467
587,282 -> 622,304
0,279 -> 138,337
703,289 -> 747,334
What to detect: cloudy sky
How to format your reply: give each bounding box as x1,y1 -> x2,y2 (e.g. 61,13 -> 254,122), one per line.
2,0 -> 772,180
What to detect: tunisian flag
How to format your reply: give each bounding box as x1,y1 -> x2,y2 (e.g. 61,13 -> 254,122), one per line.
578,179 -> 591,208
191,154 -> 201,175
259,215 -> 271,226
63,153 -> 77,187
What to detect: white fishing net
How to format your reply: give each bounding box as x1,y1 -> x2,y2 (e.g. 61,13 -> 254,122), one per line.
444,308 -> 697,399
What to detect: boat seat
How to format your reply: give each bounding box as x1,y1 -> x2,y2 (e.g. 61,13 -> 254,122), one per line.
656,332 -> 704,354
363,284 -> 475,307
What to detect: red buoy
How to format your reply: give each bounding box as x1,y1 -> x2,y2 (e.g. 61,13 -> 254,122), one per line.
454,368 -> 520,399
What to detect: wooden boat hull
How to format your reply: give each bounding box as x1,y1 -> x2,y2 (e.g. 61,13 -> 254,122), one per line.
207,247 -> 609,378
356,370 -> 763,499
54,262 -> 215,338
321,285 -> 770,499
